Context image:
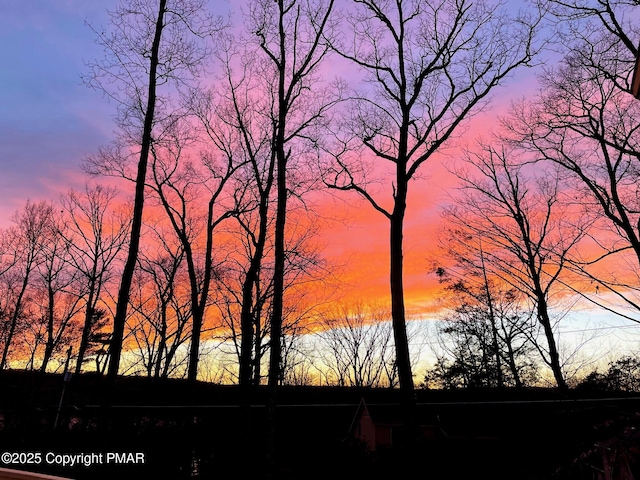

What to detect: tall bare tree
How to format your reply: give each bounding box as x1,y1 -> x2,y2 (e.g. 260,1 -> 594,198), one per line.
210,21 -> 336,390
507,0 -> 640,316
209,34 -> 277,388
323,0 -> 542,395
147,111 -> 243,382
244,0 -> 338,391
85,0 -> 220,382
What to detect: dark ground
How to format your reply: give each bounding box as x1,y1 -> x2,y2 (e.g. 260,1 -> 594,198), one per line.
0,370 -> 639,479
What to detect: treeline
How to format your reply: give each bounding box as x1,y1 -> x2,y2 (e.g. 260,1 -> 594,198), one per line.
1,0 -> 640,393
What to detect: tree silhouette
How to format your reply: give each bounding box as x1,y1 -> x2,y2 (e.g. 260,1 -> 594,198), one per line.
84,0 -> 221,382
246,0 -> 338,391
0,201 -> 55,370
507,0 -> 640,317
324,0 -> 543,395
429,266 -> 538,389
445,144 -> 588,390
60,185 -> 129,374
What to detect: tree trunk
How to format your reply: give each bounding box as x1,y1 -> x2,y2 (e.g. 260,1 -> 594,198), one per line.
253,299 -> 263,386
154,296 -> 169,379
1,266 -> 32,370
188,309 -> 203,382
107,0 -> 167,383
268,62 -> 287,391
40,283 -> 56,373
186,194 -> 216,383
480,247 -> 503,388
538,296 -> 567,391
75,279 -> 96,375
390,173 -> 414,395
240,192 -> 270,386
505,341 -> 523,389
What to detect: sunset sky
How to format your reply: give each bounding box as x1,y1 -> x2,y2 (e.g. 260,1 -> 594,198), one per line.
0,0 -> 539,297
2,0 -> 638,369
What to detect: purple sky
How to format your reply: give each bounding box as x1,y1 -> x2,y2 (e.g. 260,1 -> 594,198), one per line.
0,1 -> 118,225
0,0 -> 537,228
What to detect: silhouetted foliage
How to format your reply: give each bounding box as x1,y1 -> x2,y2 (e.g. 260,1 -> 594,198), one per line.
578,355 -> 640,392
425,277 -> 539,389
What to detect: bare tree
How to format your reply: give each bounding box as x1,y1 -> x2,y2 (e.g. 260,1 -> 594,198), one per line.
213,242 -> 274,386
278,238 -> 333,384
126,222 -> 192,378
445,144 -> 588,390
281,337 -> 316,386
0,201 -> 55,370
506,0 -> 640,317
147,112 -> 242,382
208,33 -> 277,388
35,213 -> 84,373
60,184 -> 130,374
540,0 -> 638,94
214,208 -> 332,385
209,19 -> 338,390
316,302 -> 395,387
246,0 -> 338,391
323,0 -> 542,395
84,0 -> 220,382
